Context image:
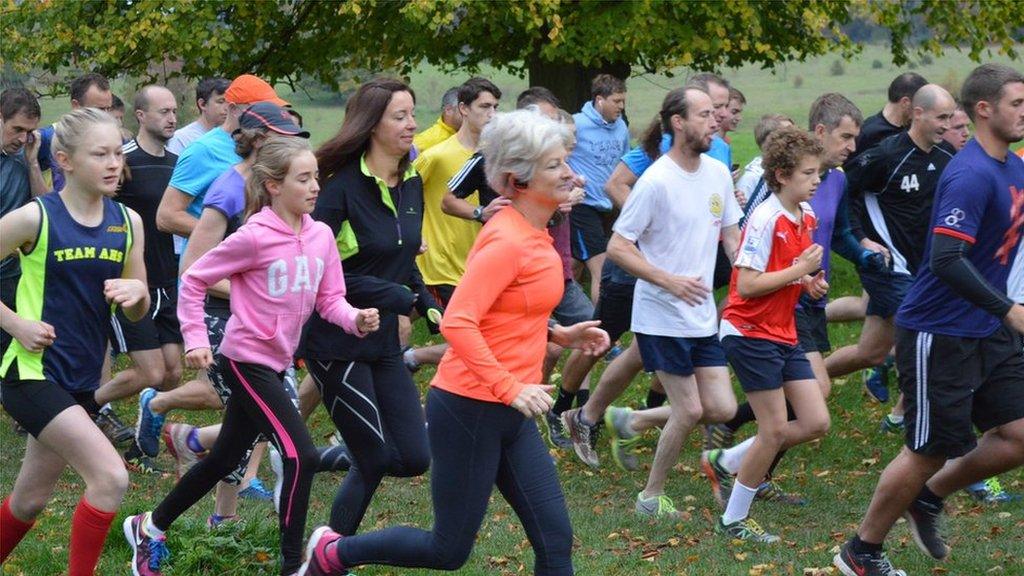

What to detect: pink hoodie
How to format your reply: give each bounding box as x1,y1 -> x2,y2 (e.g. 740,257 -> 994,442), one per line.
178,207 -> 362,372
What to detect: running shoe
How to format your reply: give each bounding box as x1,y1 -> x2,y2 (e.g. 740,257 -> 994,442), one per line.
299,526 -> 345,576
95,404 -> 136,444
135,388 -> 166,457
206,514 -> 240,529
715,516 -> 780,543
162,423 -> 204,479
966,477 -> 1022,504
123,512 -> 169,576
635,492 -> 685,520
561,408 -> 601,468
605,406 -> 640,471
755,480 -> 807,506
544,411 -> 572,450
239,478 -> 274,502
833,539 -> 907,576
124,445 -> 166,475
700,449 -> 735,507
879,413 -> 905,434
703,423 -> 735,450
903,496 -> 949,560
862,366 -> 890,403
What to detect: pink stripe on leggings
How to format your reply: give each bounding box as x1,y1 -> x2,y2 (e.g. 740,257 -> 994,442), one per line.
229,359 -> 301,526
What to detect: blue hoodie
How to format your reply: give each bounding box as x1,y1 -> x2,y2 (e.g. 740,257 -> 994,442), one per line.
568,101 -> 630,212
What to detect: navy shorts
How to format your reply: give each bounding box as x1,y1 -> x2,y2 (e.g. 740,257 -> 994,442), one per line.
795,306 -> 831,353
721,335 -> 815,392
860,267 -> 913,318
635,333 -> 727,377
552,280 -> 595,327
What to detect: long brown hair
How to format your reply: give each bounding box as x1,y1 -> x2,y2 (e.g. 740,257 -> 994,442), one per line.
244,136 -> 313,221
315,77 -> 416,180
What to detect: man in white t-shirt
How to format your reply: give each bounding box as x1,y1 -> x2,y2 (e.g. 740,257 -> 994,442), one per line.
166,77 -> 230,155
603,86 -> 741,519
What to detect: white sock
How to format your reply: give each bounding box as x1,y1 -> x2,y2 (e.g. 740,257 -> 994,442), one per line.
719,437 -> 755,474
721,481 -> 758,525
143,512 -> 165,538
888,413 -> 904,424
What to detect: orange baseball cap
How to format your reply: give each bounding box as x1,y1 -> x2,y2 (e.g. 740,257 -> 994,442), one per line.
224,74 -> 289,107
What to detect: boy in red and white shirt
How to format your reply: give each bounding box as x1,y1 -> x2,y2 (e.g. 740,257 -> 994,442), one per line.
705,127 -> 832,543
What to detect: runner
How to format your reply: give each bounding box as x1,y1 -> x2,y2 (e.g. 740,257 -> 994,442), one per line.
825,85 -> 958,395
124,136 -> 379,576
301,78 -> 432,535
299,107 -> 609,576
593,87 -> 740,519
412,86 -> 461,153
834,63 -> 1024,576
709,126 -> 831,542
36,73 -> 114,193
167,77 -> 231,155
0,108 -> 149,575
94,86 -> 184,471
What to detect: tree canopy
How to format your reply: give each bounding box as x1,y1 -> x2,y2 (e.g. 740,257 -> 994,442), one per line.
3,0 -> 1020,96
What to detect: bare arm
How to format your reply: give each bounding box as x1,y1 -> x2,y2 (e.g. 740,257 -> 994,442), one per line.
24,130 -> 48,197
735,244 -> 822,300
721,224 -> 740,266
604,163 -> 637,209
156,186 -> 199,236
180,207 -> 231,299
0,204 -> 54,350
607,232 -> 710,306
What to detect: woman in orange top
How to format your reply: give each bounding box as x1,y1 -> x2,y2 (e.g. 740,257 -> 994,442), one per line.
301,109 -> 609,576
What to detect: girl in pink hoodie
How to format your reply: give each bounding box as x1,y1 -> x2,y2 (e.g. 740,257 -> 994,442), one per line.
125,137 -> 379,576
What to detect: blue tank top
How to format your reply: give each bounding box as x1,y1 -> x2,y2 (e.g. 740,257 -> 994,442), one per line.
1,193 -> 133,392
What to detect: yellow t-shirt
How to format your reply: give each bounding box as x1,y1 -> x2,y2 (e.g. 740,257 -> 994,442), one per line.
413,117 -> 457,154
414,135 -> 480,286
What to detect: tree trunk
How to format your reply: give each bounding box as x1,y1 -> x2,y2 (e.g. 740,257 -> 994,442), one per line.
527,57 -> 631,116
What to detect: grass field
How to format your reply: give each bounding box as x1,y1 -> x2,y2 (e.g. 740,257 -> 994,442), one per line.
5,46 -> 1024,575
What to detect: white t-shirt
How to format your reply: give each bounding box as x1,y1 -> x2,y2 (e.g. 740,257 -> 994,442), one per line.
167,120 -> 209,156
735,156 -> 764,208
1009,243 -> 1023,304
613,153 -> 741,337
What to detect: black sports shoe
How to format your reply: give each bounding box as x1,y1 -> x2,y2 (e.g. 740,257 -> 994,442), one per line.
95,405 -> 136,444
903,497 -> 949,560
833,539 -> 907,576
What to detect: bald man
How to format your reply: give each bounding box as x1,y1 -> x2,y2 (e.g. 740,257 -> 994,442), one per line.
825,85 -> 957,384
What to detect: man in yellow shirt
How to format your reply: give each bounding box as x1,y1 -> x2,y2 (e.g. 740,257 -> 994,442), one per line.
413,87 -> 462,154
415,77 -> 501,305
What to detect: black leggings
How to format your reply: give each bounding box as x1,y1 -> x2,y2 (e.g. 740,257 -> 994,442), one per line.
152,359 -> 317,575
307,353 -> 430,534
335,388 -> 574,575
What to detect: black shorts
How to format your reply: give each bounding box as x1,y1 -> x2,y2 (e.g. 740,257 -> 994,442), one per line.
1,376 -> 98,438
110,286 -> 183,354
795,306 -> 831,353
1,275 -> 17,366
204,298 -> 232,404
721,335 -> 815,392
570,204 -> 613,262
896,325 -> 1024,458
713,242 -> 732,290
426,284 -> 456,309
860,267 -> 913,318
593,280 -> 635,343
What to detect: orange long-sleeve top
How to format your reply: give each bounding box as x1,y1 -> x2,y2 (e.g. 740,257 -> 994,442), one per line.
433,207 -> 564,405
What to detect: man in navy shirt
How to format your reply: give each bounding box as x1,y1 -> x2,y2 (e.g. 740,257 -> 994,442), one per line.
835,64 -> 1024,576
37,73 -> 114,192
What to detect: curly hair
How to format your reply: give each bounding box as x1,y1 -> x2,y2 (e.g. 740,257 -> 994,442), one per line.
762,126 -> 823,193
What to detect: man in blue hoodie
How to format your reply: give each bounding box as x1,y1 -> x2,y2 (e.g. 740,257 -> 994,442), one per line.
569,74 -> 631,303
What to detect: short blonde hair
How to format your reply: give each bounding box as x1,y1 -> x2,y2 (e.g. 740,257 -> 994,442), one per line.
479,109 -> 572,196
51,107 -> 119,158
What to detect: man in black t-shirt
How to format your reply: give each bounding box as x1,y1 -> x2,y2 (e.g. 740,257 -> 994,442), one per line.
92,85 -> 183,470
826,85 -> 957,387
845,72 -> 928,168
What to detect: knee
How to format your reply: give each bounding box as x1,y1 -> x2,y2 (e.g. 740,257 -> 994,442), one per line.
702,398 -> 737,424
395,449 -> 431,478
162,363 -> 183,390
806,414 -> 831,440
760,426 -> 788,449
675,402 -> 703,426
142,364 -> 166,390
90,464 -> 130,502
862,345 -> 891,367
435,543 -> 473,571
10,492 -> 49,521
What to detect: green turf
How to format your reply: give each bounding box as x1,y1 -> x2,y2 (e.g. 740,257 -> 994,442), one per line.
5,46 -> 1023,574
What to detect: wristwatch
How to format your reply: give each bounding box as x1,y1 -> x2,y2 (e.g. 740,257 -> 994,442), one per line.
472,206 -> 484,222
